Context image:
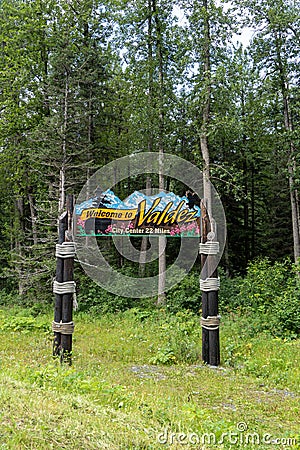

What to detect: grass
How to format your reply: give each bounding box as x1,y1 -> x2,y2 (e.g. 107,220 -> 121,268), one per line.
0,307 -> 299,449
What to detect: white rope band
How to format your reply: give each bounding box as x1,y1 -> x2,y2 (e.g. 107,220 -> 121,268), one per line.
53,281 -> 78,311
200,277 -> 220,292
199,241 -> 220,255
53,280 -> 76,294
52,321 -> 75,335
201,315 -> 221,331
56,242 -> 76,259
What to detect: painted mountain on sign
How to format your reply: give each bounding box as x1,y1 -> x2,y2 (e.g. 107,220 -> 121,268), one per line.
123,191 -> 201,217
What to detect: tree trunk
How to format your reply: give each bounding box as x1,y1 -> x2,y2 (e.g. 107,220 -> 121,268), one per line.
147,0 -> 154,154
28,193 -> 38,246
289,159 -> 300,262
200,0 -> 212,219
153,0 -> 166,305
15,198 -> 25,296
251,162 -> 255,258
199,0 -> 220,366
241,88 -> 250,267
139,177 -> 152,276
59,74 -> 69,214
275,33 -> 300,262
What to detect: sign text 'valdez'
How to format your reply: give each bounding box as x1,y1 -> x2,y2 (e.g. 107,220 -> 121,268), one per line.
75,189 -> 201,237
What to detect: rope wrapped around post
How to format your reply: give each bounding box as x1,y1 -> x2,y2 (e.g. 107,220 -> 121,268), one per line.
53,280 -> 78,310
199,241 -> 220,255
53,280 -> 76,294
56,242 -> 76,259
201,315 -> 221,331
52,321 -> 75,335
53,195 -> 75,364
200,277 -> 220,292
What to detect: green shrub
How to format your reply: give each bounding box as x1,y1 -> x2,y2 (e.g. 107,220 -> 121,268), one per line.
0,312 -> 49,333
166,271 -> 200,313
218,267 -> 243,311
236,257 -> 292,311
271,275 -> 300,338
149,311 -> 201,364
0,289 -> 21,306
77,281 -> 155,314
222,258 -> 299,338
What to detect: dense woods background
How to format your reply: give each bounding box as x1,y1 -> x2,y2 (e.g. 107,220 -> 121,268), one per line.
0,0 -> 299,311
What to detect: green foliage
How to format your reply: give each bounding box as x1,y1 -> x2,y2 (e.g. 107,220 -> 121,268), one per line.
149,345 -> 177,365
222,339 -> 253,368
149,311 -> 201,365
76,267 -> 201,315
221,258 -> 300,338
272,275 -> 300,338
236,257 -> 291,310
0,284 -> 53,309
221,314 -> 299,389
0,310 -> 49,333
166,271 -> 200,313
78,283 -> 130,313
0,0 -> 299,337
76,277 -> 155,314
218,267 -> 243,311
0,290 -> 20,307
0,307 -> 298,448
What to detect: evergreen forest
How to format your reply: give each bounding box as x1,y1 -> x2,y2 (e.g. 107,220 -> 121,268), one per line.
0,0 -> 299,322
0,2 -> 299,447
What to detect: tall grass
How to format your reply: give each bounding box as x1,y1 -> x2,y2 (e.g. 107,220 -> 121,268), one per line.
0,307 -> 298,449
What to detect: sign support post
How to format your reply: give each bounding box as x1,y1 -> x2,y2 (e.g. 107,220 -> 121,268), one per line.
52,194 -> 76,365
64,182 -> 223,367
200,200 -> 220,366
53,212 -> 67,356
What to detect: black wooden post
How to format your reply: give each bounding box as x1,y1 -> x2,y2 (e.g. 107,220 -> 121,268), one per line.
208,270 -> 220,366
52,194 -> 75,365
53,212 -> 68,356
201,201 -> 209,364
60,194 -> 75,364
200,201 -> 220,366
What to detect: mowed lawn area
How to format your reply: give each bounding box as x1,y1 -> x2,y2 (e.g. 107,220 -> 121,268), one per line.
0,308 -> 299,449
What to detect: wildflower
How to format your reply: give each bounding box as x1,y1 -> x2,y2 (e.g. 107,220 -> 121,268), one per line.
77,218 -> 85,227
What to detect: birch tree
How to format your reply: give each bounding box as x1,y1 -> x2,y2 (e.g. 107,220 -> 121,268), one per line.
115,0 -> 181,302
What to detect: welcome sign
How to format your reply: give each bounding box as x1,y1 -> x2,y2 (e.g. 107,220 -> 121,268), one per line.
75,189 -> 201,237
